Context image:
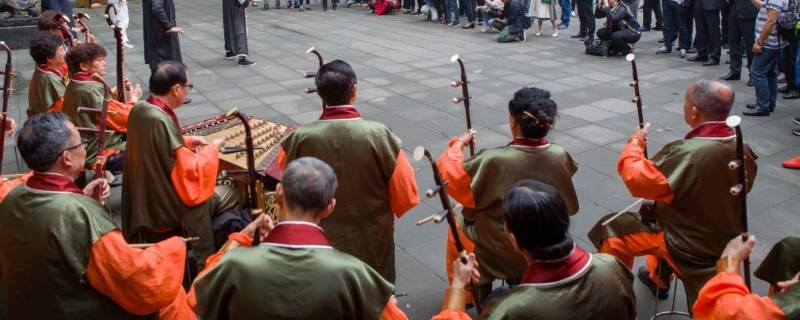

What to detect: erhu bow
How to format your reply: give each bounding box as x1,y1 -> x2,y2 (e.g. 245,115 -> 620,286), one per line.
413,146 -> 483,314
0,42 -> 12,175
302,47 -> 324,96
726,115 -> 752,290
73,12 -> 92,44
450,55 -> 475,157
105,4 -> 129,102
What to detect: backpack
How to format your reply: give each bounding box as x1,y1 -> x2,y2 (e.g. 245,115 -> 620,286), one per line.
585,40 -> 610,57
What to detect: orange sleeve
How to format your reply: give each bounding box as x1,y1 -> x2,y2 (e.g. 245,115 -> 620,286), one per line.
692,272 -> 785,320
157,289 -> 197,320
617,138 -> 674,204
277,146 -> 287,169
85,231 -> 187,315
388,150 -> 420,218
436,138 -> 476,209
105,99 -> 134,133
430,310 -> 472,320
48,96 -> 64,113
170,146 -> 219,206
0,172 -> 32,203
380,298 -> 410,320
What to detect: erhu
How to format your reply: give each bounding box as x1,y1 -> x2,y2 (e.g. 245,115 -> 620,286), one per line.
76,74 -> 113,197
105,4 -> 129,102
0,42 -> 12,175
73,12 -> 92,44
302,47 -> 324,100
55,13 -> 76,48
726,115 -> 752,290
413,146 -> 483,314
450,55 -> 475,157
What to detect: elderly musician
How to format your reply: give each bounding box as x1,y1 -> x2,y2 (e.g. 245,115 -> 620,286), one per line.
28,33 -> 68,116
0,113 -> 193,319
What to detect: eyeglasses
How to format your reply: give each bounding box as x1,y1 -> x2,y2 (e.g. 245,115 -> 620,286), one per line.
61,138 -> 88,154
182,83 -> 194,91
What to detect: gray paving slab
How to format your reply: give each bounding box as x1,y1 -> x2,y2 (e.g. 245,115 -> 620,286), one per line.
1,1 -> 799,318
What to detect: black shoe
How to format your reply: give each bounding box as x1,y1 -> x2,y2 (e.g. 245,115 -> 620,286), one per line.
323,6 -> 327,10
743,109 -> 771,116
723,43 -> 730,49
655,47 -> 672,54
238,57 -> 256,66
687,47 -> 698,53
654,25 -> 663,31
794,117 -> 800,125
687,54 -> 707,61
224,52 -> 238,59
637,267 -> 669,300
747,79 -> 754,87
793,128 -> 800,136
571,32 -> 586,38
462,22 -> 475,29
702,58 -> 720,66
643,27 -> 652,32
658,37 -> 665,44
720,71 -> 741,81
784,90 -> 800,99
778,85 -> 791,93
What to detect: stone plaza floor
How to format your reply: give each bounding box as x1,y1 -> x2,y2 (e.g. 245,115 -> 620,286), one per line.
2,0 -> 799,318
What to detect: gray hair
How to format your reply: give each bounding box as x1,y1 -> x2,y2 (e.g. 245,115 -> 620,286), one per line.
17,112 -> 72,172
689,79 -> 735,117
282,157 -> 338,214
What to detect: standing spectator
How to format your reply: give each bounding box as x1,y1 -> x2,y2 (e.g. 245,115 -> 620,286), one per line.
108,0 -> 133,48
687,0 -> 722,65
222,0 -> 255,66
142,0 -> 183,75
460,0 -> 478,27
643,0 -> 664,30
445,0 -> 459,25
572,0 -> 595,39
743,0 -> 794,116
778,23 -> 799,99
493,0 -> 528,41
656,0 -> 690,57
720,0 -> 757,82
622,0 -> 639,21
558,0 -> 571,28
532,0 -> 559,36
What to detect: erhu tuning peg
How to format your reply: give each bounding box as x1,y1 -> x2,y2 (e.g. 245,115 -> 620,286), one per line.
730,184 -> 743,196
425,185 -> 442,198
452,97 -> 466,104
728,160 -> 741,170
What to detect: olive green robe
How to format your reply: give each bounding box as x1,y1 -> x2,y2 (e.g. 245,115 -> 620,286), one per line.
756,236 -> 800,318
281,119 -> 405,282
480,253 -> 635,319
62,78 -> 126,167
0,182 -> 147,319
462,143 -> 578,284
27,66 -> 66,117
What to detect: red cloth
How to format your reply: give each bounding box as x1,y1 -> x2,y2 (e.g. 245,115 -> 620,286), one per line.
319,105 -> 362,120
147,96 -> 180,128
26,172 -> 83,194
374,0 -> 398,15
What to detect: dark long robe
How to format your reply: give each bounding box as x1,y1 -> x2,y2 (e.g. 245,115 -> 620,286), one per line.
223,0 -> 249,55
142,0 -> 182,66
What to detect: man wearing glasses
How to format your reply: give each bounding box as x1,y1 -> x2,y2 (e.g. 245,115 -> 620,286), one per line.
122,61 -> 240,270
0,112 -> 193,318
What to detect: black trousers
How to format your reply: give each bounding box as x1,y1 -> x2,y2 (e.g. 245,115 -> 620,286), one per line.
783,39 -> 799,90
727,16 -> 755,73
694,6 -> 721,60
721,5 -> 729,46
322,0 -> 338,8
643,0 -> 663,28
577,0 -> 595,36
597,28 -> 641,53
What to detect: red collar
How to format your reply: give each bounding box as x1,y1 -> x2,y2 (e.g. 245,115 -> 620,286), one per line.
25,172 -> 83,194
319,105 -> 362,121
70,71 -> 95,82
520,246 -> 592,286
509,137 -> 550,148
38,64 -> 64,78
685,122 -> 735,139
262,222 -> 332,248
147,96 -> 180,128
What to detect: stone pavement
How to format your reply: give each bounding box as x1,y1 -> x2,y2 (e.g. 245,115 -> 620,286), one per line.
2,1 -> 800,318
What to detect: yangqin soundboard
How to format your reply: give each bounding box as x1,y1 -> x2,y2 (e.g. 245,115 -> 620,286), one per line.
181,114 -> 295,181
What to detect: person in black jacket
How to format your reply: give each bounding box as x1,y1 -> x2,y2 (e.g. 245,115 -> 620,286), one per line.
143,0 -> 183,75
687,0 -> 723,65
222,0 -> 255,66
595,0 -> 641,55
720,0 -> 758,81
492,0 -> 528,42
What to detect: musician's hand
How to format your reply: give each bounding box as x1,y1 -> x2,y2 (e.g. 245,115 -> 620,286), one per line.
778,273 -> 800,293
241,213 -> 275,242
630,122 -> 650,142
127,84 -> 143,104
3,117 -> 15,138
457,129 -> 477,148
721,234 -> 756,263
451,253 -> 480,289
86,33 -> 97,44
84,178 -> 111,205
167,27 -> 185,33
212,138 -> 226,151
186,135 -> 209,148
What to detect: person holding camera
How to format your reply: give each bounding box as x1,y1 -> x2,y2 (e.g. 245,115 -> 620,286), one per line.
594,0 -> 641,55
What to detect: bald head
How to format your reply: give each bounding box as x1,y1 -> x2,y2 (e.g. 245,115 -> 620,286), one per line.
687,79 -> 735,119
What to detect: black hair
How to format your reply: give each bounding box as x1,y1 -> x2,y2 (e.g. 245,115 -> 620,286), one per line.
502,180 -> 573,260
65,43 -> 106,75
315,60 -> 357,106
508,87 -> 557,139
37,10 -> 62,31
29,33 -> 64,65
282,157 -> 338,214
149,61 -> 188,95
17,113 -> 72,172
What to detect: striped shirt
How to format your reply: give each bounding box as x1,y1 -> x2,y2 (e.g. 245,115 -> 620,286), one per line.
756,0 -> 792,49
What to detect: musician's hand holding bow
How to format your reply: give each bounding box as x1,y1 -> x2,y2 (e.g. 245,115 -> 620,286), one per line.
451,253 -> 480,289
455,129 -> 477,149
3,117 -> 15,138
126,83 -> 142,104
167,27 -> 185,33
86,33 -> 97,44
84,178 -> 111,205
628,122 -> 650,145
241,213 -> 275,244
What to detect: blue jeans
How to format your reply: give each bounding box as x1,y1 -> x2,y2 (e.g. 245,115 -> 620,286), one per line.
445,0 -> 459,23
750,48 -> 781,111
662,0 -> 689,49
559,0 -> 571,26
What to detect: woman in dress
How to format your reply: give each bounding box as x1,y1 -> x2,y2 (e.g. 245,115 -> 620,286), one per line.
531,0 -> 558,36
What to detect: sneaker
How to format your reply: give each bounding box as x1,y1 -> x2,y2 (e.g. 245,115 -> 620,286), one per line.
655,46 -> 671,54
237,57 -> 256,66
793,128 -> 800,136
637,267 -> 670,300
123,42 -> 135,49
679,49 -> 687,58
783,154 -> 800,168
794,117 -> 800,125
225,52 -> 238,59
571,10 -> 576,16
